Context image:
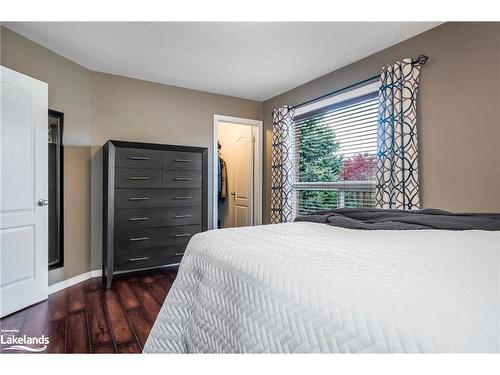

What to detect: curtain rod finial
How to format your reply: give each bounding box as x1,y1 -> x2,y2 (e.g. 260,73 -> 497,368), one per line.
414,55 -> 429,65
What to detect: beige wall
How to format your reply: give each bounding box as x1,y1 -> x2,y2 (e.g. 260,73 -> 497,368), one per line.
263,22 -> 500,222
1,27 -> 92,285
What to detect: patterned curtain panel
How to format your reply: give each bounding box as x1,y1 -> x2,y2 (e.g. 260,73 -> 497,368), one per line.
375,58 -> 422,210
271,106 -> 295,223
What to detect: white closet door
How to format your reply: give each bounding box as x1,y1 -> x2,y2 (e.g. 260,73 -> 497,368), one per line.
1,66 -> 48,318
232,126 -> 254,227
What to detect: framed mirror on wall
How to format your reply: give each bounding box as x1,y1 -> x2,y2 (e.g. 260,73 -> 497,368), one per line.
48,109 -> 64,270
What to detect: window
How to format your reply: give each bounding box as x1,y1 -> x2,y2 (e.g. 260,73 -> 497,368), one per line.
291,83 -> 378,217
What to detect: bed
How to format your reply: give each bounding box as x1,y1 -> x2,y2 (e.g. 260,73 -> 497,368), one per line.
143,209 -> 500,353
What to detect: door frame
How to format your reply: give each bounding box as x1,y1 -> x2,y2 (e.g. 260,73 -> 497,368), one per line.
213,115 -> 263,229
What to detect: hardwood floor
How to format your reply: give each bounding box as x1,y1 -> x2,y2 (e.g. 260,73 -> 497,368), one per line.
0,268 -> 177,354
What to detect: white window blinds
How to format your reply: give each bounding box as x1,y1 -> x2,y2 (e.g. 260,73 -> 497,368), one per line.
291,87 -> 379,217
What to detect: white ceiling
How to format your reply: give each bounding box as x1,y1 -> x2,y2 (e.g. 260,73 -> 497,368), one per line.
3,22 -> 441,101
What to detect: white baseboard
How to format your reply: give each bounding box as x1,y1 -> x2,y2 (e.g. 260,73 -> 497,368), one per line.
47,264 -> 179,295
48,269 -> 102,295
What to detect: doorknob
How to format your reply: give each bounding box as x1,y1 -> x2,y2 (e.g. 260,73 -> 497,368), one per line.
230,192 -> 235,196
38,199 -> 48,207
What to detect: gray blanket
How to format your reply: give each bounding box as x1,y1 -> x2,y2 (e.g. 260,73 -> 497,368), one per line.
294,208 -> 500,231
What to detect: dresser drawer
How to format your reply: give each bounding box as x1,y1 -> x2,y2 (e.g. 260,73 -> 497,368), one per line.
115,188 -> 202,209
115,207 -> 202,229
115,147 -> 162,169
115,168 -> 161,188
114,244 -> 185,271
116,225 -> 200,252
163,151 -> 202,170
162,170 -> 202,189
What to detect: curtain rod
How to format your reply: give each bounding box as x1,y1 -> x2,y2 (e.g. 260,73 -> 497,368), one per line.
291,55 -> 428,110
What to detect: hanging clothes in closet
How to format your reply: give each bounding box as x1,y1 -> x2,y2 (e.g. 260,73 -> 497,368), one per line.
218,142 -> 228,202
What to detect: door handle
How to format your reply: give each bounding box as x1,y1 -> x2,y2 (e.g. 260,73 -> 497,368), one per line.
230,192 -> 235,196
38,199 -> 49,206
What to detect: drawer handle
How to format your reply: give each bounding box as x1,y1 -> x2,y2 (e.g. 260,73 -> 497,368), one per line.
129,256 -> 149,262
129,197 -> 151,201
129,176 -> 151,180
175,159 -> 192,163
175,196 -> 192,200
129,237 -> 149,242
129,217 -> 149,221
175,252 -> 185,256
129,156 -> 150,161
174,214 -> 192,218
174,233 -> 191,237
174,177 -> 192,181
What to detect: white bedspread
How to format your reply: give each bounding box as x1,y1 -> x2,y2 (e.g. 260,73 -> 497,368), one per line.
143,222 -> 499,353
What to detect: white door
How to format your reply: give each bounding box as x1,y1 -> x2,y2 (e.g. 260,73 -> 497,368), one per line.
232,127 -> 254,227
0,66 -> 48,318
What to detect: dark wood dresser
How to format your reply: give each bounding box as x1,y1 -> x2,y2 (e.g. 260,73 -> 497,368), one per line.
103,140 -> 208,288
